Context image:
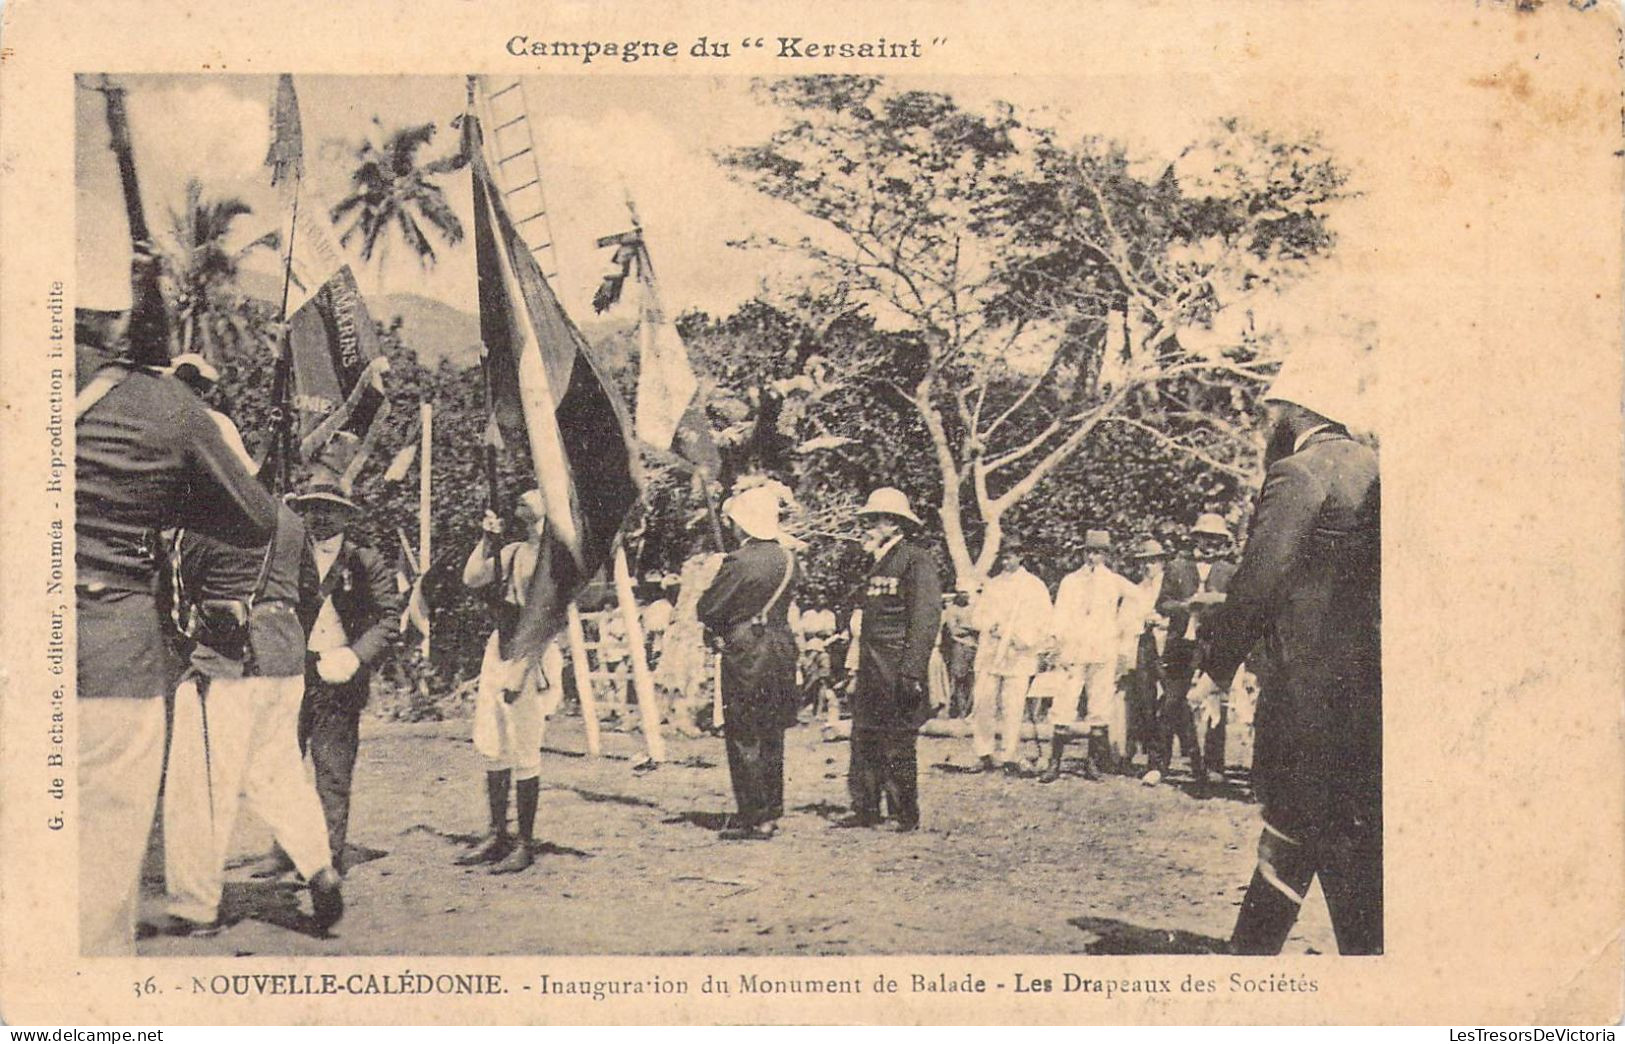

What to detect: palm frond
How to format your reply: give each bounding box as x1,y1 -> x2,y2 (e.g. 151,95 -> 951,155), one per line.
395,209 -> 435,268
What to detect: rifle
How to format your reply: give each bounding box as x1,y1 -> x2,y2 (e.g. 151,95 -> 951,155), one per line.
96,76 -> 170,368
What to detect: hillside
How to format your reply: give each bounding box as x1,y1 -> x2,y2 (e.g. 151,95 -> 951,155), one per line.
239,270 -> 633,374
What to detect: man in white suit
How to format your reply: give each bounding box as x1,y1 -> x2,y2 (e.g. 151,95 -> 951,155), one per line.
969,538 -> 1053,774
1040,529 -> 1135,782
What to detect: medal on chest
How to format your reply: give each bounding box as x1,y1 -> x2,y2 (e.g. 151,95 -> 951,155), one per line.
867,575 -> 900,599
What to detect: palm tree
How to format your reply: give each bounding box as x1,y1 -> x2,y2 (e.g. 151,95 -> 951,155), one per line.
330,119 -> 468,288
164,178 -> 279,362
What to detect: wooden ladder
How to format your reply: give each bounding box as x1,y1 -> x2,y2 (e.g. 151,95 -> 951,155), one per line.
474,76 -> 562,283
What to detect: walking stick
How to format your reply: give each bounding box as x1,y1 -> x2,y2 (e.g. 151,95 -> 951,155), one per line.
1025,691 -> 1045,766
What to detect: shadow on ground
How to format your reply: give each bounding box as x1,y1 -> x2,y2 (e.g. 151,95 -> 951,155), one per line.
1067,915 -> 1230,955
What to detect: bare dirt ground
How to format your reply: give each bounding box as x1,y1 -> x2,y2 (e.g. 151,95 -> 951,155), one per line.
137,716 -> 1336,957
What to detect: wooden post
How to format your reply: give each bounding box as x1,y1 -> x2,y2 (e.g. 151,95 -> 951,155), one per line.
613,544 -> 665,763
565,603 -> 601,757
418,401 -> 432,661
712,652 -> 725,729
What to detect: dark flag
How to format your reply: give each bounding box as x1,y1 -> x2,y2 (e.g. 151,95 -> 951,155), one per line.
261,73 -> 390,489
468,100 -> 640,660
287,264 -> 391,485
265,74 -> 304,187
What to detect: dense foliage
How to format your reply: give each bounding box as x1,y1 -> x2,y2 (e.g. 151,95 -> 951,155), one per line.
149,77 -> 1358,701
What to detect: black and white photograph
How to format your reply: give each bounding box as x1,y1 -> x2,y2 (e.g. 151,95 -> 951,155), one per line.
4,0 -> 1621,1028
72,69 -> 1382,961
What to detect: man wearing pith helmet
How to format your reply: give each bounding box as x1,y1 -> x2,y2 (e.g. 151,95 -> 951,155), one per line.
1203,344 -> 1381,955
697,484 -> 801,841
73,284 -> 280,954
838,487 -> 942,832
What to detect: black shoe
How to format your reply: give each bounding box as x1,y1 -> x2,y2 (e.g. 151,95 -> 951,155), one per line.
138,915 -> 223,939
309,867 -> 344,930
455,833 -> 514,866
1001,761 -> 1024,777
1037,761 -> 1062,784
832,814 -> 880,829
893,820 -> 920,833
977,755 -> 998,774
247,849 -> 297,880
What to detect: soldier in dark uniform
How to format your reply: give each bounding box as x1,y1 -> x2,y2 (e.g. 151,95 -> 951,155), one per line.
697,486 -> 800,841
1203,352 -> 1382,956
155,504 -> 343,936
838,488 -> 942,832
74,312 -> 281,955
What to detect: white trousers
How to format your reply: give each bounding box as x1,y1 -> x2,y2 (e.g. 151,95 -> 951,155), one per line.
164,674 -> 332,923
971,672 -> 1033,762
80,697 -> 167,956
473,632 -> 563,779
1052,660 -> 1124,752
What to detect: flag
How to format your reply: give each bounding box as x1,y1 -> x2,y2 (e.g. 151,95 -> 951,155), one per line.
395,529 -> 432,638
594,228 -> 719,476
468,99 -> 639,659
382,415 -> 421,483
265,74 -> 304,188
632,245 -> 701,453
287,265 -> 392,484
259,71 -> 374,491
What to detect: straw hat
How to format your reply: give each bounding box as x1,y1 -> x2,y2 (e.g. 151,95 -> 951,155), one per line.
1083,529 -> 1112,551
1131,538 -> 1168,559
856,487 -> 922,526
1191,513 -> 1231,539
288,478 -> 359,513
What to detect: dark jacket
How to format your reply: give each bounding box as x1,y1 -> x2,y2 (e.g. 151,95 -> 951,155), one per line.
852,539 -> 943,731
697,538 -> 800,731
300,533 -> 401,692
176,504 -> 318,679
1204,429 -> 1381,835
75,358 -> 279,700
1157,556 -> 1237,647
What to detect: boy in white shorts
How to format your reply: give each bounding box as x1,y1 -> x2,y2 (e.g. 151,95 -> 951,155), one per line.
458,491 -> 555,874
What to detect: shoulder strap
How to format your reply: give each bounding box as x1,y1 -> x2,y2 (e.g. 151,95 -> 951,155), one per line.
75,366 -> 130,421
169,528 -> 190,633
245,512 -> 281,611
752,544 -> 796,626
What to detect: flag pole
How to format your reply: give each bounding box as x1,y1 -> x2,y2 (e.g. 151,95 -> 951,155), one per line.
418,400 -> 432,661
273,182 -> 301,492
566,604 -> 602,757
613,537 -> 665,765
261,73 -> 305,492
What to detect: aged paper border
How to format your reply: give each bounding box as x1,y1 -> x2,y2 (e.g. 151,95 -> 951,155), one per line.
1,0 -> 1622,1025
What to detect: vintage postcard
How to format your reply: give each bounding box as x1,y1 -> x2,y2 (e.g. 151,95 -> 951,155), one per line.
0,0 -> 1621,1027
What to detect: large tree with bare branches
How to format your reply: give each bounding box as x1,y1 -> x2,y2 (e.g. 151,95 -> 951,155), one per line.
721,76 -> 1349,585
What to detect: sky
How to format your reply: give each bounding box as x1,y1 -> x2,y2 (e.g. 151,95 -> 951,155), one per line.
75,71 -> 1371,327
